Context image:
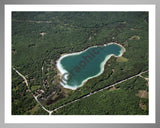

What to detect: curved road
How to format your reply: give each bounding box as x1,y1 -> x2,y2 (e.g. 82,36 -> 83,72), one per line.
13,67 -> 148,115
12,67 -> 53,115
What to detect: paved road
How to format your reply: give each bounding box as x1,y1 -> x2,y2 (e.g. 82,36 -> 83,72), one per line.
13,67 -> 148,115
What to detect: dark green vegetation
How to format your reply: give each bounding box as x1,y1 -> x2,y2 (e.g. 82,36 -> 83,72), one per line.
54,77 -> 148,115
12,12 -> 148,115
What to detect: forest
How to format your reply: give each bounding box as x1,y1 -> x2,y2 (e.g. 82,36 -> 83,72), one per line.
12,12 -> 148,115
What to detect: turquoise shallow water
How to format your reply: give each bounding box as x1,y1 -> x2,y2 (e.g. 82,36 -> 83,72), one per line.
58,43 -> 124,89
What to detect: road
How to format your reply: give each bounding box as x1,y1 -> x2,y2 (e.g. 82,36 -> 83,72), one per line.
12,67 -> 53,115
13,67 -> 148,115
51,70 -> 148,113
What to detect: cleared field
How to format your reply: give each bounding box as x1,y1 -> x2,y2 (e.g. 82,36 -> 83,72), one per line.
116,56 -> 128,62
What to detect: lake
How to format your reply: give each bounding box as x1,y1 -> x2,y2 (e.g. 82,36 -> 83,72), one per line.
57,43 -> 125,90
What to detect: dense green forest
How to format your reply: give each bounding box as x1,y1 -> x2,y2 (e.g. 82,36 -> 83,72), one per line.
12,12 -> 148,115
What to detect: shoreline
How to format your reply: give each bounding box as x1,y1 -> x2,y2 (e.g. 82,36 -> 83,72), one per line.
56,42 -> 126,90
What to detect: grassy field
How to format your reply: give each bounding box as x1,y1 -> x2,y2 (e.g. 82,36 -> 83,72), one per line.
116,56 -> 128,62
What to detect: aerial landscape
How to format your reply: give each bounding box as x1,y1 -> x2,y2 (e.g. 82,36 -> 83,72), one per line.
12,12 -> 149,115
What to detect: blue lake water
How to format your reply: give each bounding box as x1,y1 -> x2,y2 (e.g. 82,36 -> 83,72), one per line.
57,43 -> 125,90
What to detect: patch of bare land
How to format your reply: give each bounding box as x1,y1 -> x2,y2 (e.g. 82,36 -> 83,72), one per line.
139,102 -> 147,110
109,86 -> 120,91
136,90 -> 148,98
40,32 -> 46,36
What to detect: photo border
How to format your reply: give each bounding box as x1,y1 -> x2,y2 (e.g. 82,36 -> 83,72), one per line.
0,0 -> 159,128
5,4 -> 155,124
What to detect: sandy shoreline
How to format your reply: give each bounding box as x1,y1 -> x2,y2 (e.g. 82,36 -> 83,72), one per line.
56,42 -> 126,90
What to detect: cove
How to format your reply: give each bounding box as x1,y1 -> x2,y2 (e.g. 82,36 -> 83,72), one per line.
56,42 -> 125,90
